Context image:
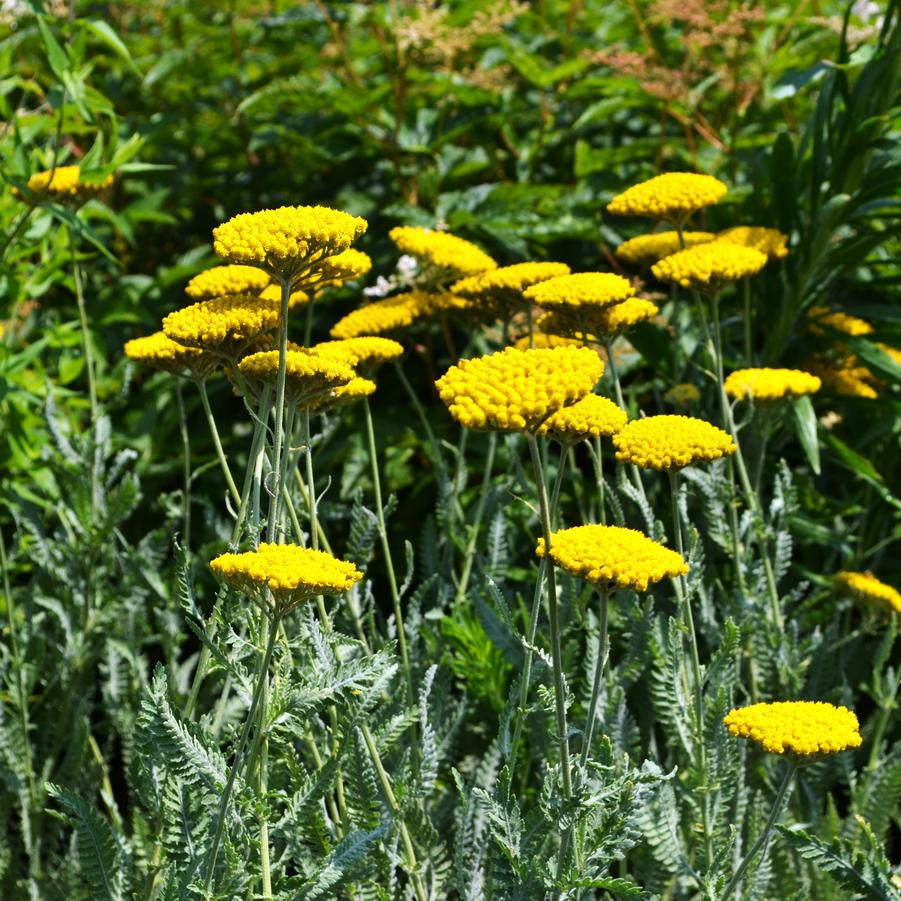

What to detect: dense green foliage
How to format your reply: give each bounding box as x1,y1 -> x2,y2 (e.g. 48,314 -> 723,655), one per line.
1,1 -> 900,899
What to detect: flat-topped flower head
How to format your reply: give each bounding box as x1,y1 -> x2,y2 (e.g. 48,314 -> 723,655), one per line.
124,332 -> 218,380
613,414 -> 735,470
723,701 -> 862,757
607,172 -> 727,222
724,368 -> 822,403
163,293 -> 282,358
834,571 -> 901,616
537,394 -> 628,444
312,337 -> 404,373
536,524 -> 687,591
807,306 -> 873,337
651,243 -> 767,291
238,349 -> 356,408
664,383 -> 701,406
523,272 -> 635,313
716,226 -> 789,260
14,164 -> 114,205
532,312 -> 599,345
616,231 -> 714,266
315,248 -> 373,289
436,345 -> 603,433
513,330 -> 589,351
389,226 -> 496,281
591,297 -> 660,338
185,265 -> 271,300
213,205 -> 367,284
452,261 -> 571,319
210,543 -> 362,614
329,292 -> 431,339
314,376 -> 377,411
805,355 -> 878,399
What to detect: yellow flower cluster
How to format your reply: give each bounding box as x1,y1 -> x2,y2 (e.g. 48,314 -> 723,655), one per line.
452,262 -> 571,318
329,292 -> 431,339
317,377 -> 377,410
724,368 -> 821,402
531,313 -> 598,345
537,394 -> 628,444
723,701 -> 862,757
389,226 -> 497,279
238,349 -> 356,408
591,297 -> 660,338
615,231 -> 714,266
123,332 -> 217,379
664,383 -> 701,406
256,283 -> 310,309
613,415 -> 735,470
185,265 -> 271,300
14,165 -> 114,203
716,226 -> 789,260
834,571 -> 901,616
312,337 -> 404,372
607,172 -> 727,222
163,294 -> 281,354
806,356 -> 878,399
212,205 -> 367,277
536,524 -> 687,591
807,306 -> 874,337
651,243 -> 767,290
513,331 -> 588,351
314,248 -> 373,287
210,543 -> 362,611
523,272 -> 635,312
435,346 -> 603,433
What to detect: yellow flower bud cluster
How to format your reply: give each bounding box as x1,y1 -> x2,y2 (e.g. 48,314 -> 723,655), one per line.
312,337 -> 404,372
616,231 -> 714,266
163,294 -> 281,355
834,571 -> 901,616
651,243 -> 767,291
210,543 -> 362,612
329,291 -> 443,339
123,332 -> 217,379
523,272 -> 635,312
452,261 -> 571,319
613,415 -> 735,471
14,165 -> 114,204
185,265 -> 271,300
213,205 -> 367,278
389,226 -> 497,279
591,297 -> 660,338
723,701 -> 862,757
315,248 -> 373,288
536,524 -> 687,592
724,368 -> 821,403
607,172 -> 727,222
435,346 -> 603,433
537,394 -> 627,444
716,226 -> 789,260
807,306 -> 874,337
663,383 -> 701,406
238,349 -> 356,408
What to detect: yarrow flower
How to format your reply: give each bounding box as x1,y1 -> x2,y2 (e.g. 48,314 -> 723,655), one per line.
312,337 -> 404,373
805,355 -> 878,399
834,571 -> 901,616
613,415 -> 735,470
210,543 -> 362,614
213,205 -> 367,285
451,261 -> 571,319
315,248 -> 373,288
664,383 -> 701,406
723,701 -> 862,757
123,332 -> 217,380
537,394 -> 627,444
329,291 -> 455,339
615,231 -> 714,266
536,524 -> 687,591
724,368 -> 821,403
651,243 -> 767,291
513,330 -> 590,351
257,283 -> 310,308
716,226 -> 789,260
523,272 -> 635,313
389,226 -> 496,280
315,377 -> 377,411
185,265 -> 271,300
607,172 -> 727,222
807,306 -> 874,337
590,297 -> 660,338
237,349 -> 356,408
435,346 -> 603,433
13,164 -> 113,204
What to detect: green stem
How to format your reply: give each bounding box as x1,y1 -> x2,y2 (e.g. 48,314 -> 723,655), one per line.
579,584 -> 610,769
174,379 -> 192,548
266,278 -> 293,542
719,762 -> 796,900
743,278 -> 754,366
198,380 -> 240,507
393,359 -> 445,474
303,293 -> 318,346
257,615 -> 273,899
588,438 -> 606,525
604,338 -> 647,502
303,410 -> 318,550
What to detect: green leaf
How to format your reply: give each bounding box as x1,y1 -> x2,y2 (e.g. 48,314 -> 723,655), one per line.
789,395 -> 821,474
82,20 -> 141,75
36,15 -> 68,80
822,432 -> 901,510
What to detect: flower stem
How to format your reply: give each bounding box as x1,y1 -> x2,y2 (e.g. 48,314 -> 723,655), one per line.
579,585 -> 610,771
743,278 -> 754,366
266,278 -> 293,542
198,380 -> 241,507
719,762 -> 796,900
174,379 -> 192,548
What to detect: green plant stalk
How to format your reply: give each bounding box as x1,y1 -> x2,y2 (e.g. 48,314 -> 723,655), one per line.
860,654 -> 900,805
198,380 -> 241,507
526,433 -> 577,879
668,469 -> 713,871
588,438 -> 606,525
604,337 -> 648,503
303,293 -> 318,346
174,378 -> 192,548
719,762 -> 796,900
203,611 -> 282,894
361,724 -> 428,901
364,396 -> 414,702
743,278 -> 754,366
506,447 -> 567,797
266,278 -> 293,541
579,584 -> 610,772
276,404 -> 298,542
257,614 -> 273,899
392,359 -> 446,474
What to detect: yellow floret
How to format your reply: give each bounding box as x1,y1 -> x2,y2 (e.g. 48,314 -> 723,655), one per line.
451,261 -> 571,319
724,368 -> 822,402
716,226 -> 789,260
316,248 -> 373,287
651,244 -> 768,291
312,337 -> 404,372
834,571 -> 901,616
123,332 -> 217,379
523,272 -> 635,312
537,394 -> 627,444
329,291 -> 447,339
315,377 -> 377,410
256,283 -> 310,309
663,383 -> 701,406
237,349 -> 356,408
513,331 -> 589,351
13,165 -> 114,203
210,543 -> 362,613
536,524 -> 687,592
185,265 -> 271,300
591,297 -> 660,338
613,414 -> 735,471
723,701 -> 861,757
163,294 -> 282,355
389,226 -> 497,279
805,356 -> 878,399
807,306 -> 874,337
615,231 -> 714,266
435,346 -> 604,433
212,205 -> 367,283
607,172 -> 727,222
